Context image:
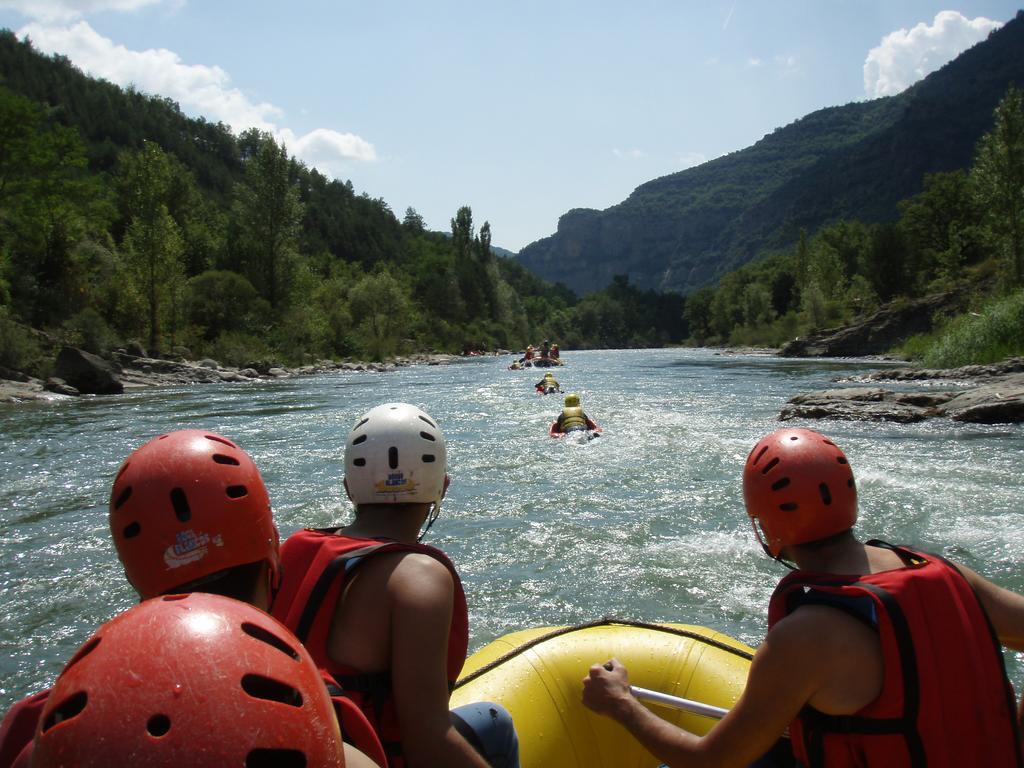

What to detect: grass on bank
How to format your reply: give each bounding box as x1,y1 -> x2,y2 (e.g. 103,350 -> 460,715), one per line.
899,289 -> 1024,368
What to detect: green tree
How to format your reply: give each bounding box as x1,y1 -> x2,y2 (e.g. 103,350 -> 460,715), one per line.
684,286 -> 715,345
742,282 -> 775,327
450,205 -> 485,320
118,141 -> 185,352
0,88 -> 112,325
403,206 -> 425,232
231,133 -> 303,309
348,271 -> 414,360
898,171 -> 980,291
186,269 -> 269,341
972,86 -> 1024,288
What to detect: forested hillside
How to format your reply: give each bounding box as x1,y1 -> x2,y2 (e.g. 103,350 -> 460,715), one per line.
0,31 -> 686,376
679,82 -> 1024,367
518,11 -> 1024,296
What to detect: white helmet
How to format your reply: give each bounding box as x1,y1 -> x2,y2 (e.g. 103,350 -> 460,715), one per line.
345,403 -> 448,511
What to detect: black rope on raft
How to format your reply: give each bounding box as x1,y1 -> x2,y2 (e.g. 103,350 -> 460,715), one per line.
453,616 -> 755,690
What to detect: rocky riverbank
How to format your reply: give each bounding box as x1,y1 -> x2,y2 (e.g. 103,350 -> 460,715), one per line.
781,357 -> 1024,424
0,346 -> 469,405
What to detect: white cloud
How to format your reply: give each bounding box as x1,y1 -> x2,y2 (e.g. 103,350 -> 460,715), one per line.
863,11 -> 1002,98
0,0 -> 164,23
747,57 -> 763,68
722,1 -> 736,31
16,21 -> 376,173
776,54 -> 799,72
676,151 -> 707,169
612,148 -> 645,159
280,128 -> 377,169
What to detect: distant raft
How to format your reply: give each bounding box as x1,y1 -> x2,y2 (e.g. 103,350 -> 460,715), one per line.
450,619 -> 754,768
549,419 -> 602,439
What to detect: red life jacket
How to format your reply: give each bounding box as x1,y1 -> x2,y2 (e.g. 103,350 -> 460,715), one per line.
768,540 -> 1022,768
0,689 -> 49,768
271,528 -> 469,768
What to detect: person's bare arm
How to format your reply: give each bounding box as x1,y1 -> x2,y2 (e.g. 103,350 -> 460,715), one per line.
583,610 -> 854,768
956,562 -> 1024,650
389,554 -> 490,768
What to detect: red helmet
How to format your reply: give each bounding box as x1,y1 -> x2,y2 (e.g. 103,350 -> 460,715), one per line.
742,428 -> 857,557
32,593 -> 345,767
109,430 -> 280,599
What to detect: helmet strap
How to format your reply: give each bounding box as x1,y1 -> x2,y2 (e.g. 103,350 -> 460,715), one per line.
417,501 -> 441,542
770,548 -> 796,571
752,520 -> 796,570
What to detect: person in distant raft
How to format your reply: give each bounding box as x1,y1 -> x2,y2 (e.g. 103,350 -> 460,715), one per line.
553,393 -> 594,433
583,427 -> 1024,768
271,403 -> 520,768
0,430 -> 383,768
535,371 -> 561,393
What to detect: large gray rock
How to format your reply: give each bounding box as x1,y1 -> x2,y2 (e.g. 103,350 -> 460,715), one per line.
784,368 -> 1024,424
780,290 -> 965,358
53,347 -> 123,395
44,377 -> 79,396
780,387 -> 948,423
937,374 -> 1024,423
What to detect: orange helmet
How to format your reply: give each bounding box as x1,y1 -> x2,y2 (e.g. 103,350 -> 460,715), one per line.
32,593 -> 345,767
109,430 -> 280,599
742,428 -> 857,557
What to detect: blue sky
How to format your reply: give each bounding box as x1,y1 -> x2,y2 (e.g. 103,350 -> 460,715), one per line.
0,1 -> 1019,252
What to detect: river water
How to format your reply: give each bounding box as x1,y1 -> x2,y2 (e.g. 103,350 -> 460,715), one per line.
3,347 -> 1024,710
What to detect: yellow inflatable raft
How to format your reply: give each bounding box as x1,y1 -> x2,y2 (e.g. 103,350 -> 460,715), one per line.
450,618 -> 754,768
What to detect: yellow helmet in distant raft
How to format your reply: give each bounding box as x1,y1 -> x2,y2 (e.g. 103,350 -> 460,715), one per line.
564,393 -> 580,408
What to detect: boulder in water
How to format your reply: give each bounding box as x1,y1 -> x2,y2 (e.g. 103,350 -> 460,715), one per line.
53,347 -> 123,395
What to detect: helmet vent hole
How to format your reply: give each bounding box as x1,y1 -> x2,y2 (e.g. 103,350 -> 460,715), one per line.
246,749 -> 307,768
418,414 -> 437,428
205,434 -> 235,447
355,417 -> 369,428
388,447 -> 399,469
241,674 -> 303,707
836,457 -> 848,465
226,485 -> 248,499
242,622 -> 300,661
760,457 -> 780,475
113,486 -> 133,510
848,478 -> 855,488
770,477 -> 790,491
751,446 -> 768,465
779,502 -> 798,512
65,637 -> 101,671
146,714 -> 171,737
212,453 -> 240,466
353,434 -> 368,445
419,430 -> 436,442
819,483 -> 833,506
123,521 -> 141,539
353,458 -> 366,467
170,488 -> 191,522
41,691 -> 87,733
422,454 -> 436,463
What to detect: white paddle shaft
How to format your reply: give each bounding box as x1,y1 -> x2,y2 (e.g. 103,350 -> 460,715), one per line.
630,686 -> 729,719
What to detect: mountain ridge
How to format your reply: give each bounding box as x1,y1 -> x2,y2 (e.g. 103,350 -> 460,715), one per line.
517,10 -> 1024,295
